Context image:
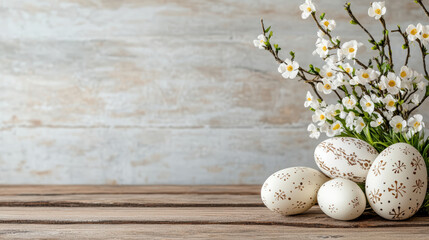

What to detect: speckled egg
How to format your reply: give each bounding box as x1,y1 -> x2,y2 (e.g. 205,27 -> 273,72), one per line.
366,143 -> 427,220
314,137 -> 378,182
317,178 -> 366,220
261,167 -> 329,215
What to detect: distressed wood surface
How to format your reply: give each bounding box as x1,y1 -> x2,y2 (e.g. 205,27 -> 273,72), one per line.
0,0 -> 427,184
0,185 -> 427,239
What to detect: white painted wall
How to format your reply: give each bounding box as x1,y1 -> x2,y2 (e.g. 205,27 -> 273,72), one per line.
0,0 -> 427,184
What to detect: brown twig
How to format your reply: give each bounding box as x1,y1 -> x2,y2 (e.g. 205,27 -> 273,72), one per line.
379,17 -> 393,68
417,39 -> 428,77
353,58 -> 368,69
416,0 -> 429,18
392,27 -> 411,66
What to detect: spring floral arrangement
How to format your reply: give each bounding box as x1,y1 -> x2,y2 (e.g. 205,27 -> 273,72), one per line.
255,0 -> 429,218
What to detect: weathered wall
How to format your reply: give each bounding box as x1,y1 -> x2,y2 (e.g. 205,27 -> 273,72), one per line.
0,0 -> 427,184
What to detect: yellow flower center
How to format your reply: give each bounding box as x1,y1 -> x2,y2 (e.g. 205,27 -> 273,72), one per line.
375,8 -> 381,14
400,71 -> 407,78
345,68 -> 351,73
287,65 -> 293,71
332,124 -> 341,130
414,122 -> 421,128
365,102 -> 371,107
307,97 -> 312,101
327,72 -> 333,77
260,39 -> 264,44
324,21 -> 329,27
320,115 -> 325,120
396,123 -> 402,129
388,80 -> 396,87
360,122 -> 365,127
347,99 -> 353,105
322,46 -> 328,51
388,101 -> 395,107
324,84 -> 331,90
362,73 -> 369,78
411,28 -> 418,35
307,7 -> 312,12
348,47 -> 355,53
423,33 -> 429,39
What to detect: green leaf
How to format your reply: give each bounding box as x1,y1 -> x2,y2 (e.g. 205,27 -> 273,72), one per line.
371,45 -> 378,50
264,26 -> 271,34
402,44 -> 408,49
349,20 -> 357,25
269,31 -> 273,39
273,44 -> 278,49
315,67 -> 320,73
384,29 -> 389,35
320,13 -> 325,20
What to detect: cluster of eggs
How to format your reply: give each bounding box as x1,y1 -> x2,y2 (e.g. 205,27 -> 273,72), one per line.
261,137 -> 427,221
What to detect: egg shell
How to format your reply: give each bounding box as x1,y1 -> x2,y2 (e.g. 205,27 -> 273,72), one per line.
261,167 -> 329,215
317,178 -> 366,221
314,137 -> 378,182
366,143 -> 427,220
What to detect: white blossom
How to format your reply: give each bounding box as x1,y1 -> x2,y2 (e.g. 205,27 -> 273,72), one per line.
380,72 -> 401,94
360,95 -> 375,114
316,78 -> 336,94
411,93 -> 420,105
321,19 -> 336,31
325,104 -> 343,120
370,114 -> 384,127
406,23 -> 423,41
307,123 -> 321,139
312,109 -> 327,126
399,66 -> 413,80
421,25 -> 429,45
382,94 -> 397,112
368,2 -> 386,20
408,114 -> 424,133
355,68 -> 379,84
320,65 -> 336,79
304,91 -> 318,108
313,38 -> 332,58
355,117 -> 366,133
345,112 -> 356,129
340,63 -> 353,74
327,121 -> 343,137
253,34 -> 267,49
278,59 -> 299,79
341,40 -> 361,60
299,0 -> 316,19
390,115 -> 407,133
342,95 -> 357,109
371,94 -> 381,104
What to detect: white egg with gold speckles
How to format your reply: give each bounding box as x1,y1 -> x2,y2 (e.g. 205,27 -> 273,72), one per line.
261,167 -> 329,215
366,143 -> 427,220
317,178 -> 366,221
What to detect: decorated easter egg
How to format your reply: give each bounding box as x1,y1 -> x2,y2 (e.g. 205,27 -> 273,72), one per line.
317,178 -> 366,220
261,167 -> 329,215
314,137 -> 378,182
366,143 -> 427,220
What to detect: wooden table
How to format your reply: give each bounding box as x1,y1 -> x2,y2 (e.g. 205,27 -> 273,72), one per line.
0,185 -> 427,239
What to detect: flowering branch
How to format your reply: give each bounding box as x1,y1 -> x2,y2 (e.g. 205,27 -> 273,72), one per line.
379,17 -> 394,68
416,39 -> 428,77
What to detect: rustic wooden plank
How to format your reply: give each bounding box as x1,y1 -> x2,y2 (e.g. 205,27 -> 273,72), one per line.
0,185 -> 260,195
0,206 -> 426,228
0,128 -> 320,184
0,194 -> 263,207
0,224 -> 426,240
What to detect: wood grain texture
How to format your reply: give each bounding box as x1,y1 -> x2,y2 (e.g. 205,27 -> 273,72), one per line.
0,225 -> 428,240
0,0 -> 427,183
0,185 -> 426,239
